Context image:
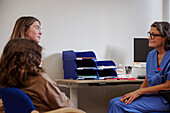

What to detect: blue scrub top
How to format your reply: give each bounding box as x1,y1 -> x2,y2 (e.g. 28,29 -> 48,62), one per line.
146,49 -> 170,86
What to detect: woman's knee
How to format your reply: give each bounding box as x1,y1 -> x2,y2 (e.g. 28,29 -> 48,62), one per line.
109,97 -> 122,105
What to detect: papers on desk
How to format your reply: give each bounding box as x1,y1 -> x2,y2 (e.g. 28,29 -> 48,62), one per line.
99,76 -> 116,80
97,66 -> 116,70
134,62 -> 146,68
78,76 -> 98,78
115,68 -> 129,78
115,68 -> 124,74
77,67 -> 97,70
77,66 -> 116,70
118,74 -> 127,78
76,57 -> 96,60
78,74 -> 98,78
104,78 -> 137,80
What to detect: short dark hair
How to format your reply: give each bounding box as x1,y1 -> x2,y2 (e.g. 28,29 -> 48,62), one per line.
151,21 -> 170,50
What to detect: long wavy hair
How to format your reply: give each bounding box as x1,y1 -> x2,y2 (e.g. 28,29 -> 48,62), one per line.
151,21 -> 170,51
0,38 -> 44,88
10,16 -> 41,40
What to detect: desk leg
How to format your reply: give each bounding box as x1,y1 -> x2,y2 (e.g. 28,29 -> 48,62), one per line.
70,88 -> 78,108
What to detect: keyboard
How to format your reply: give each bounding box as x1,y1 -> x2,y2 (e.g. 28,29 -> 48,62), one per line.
137,75 -> 145,79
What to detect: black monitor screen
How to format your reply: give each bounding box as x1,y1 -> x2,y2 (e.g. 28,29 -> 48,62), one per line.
134,38 -> 154,62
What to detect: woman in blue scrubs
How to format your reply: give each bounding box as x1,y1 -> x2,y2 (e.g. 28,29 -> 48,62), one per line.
108,21 -> 170,113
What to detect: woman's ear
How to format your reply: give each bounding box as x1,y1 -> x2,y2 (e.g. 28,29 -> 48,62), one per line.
162,37 -> 167,46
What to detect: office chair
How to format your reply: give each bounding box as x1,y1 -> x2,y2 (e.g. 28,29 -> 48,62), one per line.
0,87 -> 85,113
149,91 -> 170,113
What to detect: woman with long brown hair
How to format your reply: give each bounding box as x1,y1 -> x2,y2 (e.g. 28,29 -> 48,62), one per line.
0,39 -> 73,112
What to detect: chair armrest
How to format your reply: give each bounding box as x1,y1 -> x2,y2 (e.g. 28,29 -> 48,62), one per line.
159,90 -> 170,102
0,99 -> 2,104
31,110 -> 39,113
0,99 -> 4,111
44,107 -> 86,113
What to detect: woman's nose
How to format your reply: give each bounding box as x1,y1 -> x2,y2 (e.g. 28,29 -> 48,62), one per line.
38,31 -> 42,35
148,36 -> 151,40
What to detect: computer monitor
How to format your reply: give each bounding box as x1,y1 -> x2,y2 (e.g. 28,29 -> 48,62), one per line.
133,38 -> 154,68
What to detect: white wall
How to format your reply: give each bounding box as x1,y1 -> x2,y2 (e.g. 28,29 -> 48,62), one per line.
0,0 -> 165,79
0,0 -> 168,113
163,0 -> 170,21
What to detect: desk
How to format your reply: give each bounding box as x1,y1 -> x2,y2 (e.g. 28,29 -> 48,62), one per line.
54,79 -> 144,108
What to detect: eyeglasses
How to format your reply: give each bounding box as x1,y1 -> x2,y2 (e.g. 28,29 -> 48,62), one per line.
147,32 -> 165,40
